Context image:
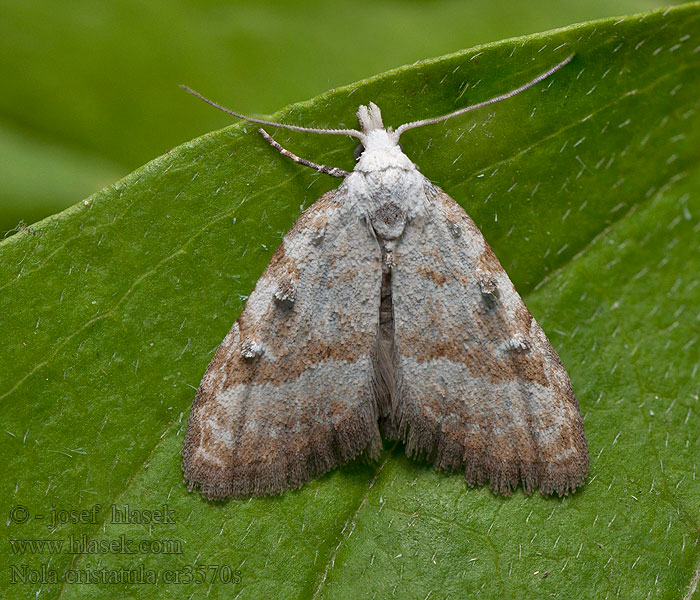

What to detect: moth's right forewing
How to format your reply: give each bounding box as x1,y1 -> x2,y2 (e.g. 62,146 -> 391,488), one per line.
183,189 -> 384,499
388,187 -> 588,496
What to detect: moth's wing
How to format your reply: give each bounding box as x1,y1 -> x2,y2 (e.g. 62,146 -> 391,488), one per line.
387,187 -> 588,496
183,188 -> 383,499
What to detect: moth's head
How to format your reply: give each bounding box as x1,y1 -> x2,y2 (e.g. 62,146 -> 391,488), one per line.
353,102 -> 412,171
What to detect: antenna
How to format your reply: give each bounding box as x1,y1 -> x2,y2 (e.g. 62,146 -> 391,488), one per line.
180,85 -> 363,139
394,54 -> 574,138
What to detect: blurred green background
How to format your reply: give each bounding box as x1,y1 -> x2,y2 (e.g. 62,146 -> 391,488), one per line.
0,0 -> 681,236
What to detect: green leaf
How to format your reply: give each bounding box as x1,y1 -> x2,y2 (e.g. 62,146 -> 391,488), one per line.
0,120 -> 123,238
2,4 -> 699,598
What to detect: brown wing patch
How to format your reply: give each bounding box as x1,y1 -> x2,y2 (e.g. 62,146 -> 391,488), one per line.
417,265 -> 447,286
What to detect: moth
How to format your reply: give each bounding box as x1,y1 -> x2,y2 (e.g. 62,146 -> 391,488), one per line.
182,54 -> 589,499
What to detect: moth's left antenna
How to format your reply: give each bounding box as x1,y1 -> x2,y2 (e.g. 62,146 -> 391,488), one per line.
180,85 -> 363,139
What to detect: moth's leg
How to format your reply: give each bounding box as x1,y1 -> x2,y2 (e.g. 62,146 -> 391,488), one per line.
258,128 -> 350,178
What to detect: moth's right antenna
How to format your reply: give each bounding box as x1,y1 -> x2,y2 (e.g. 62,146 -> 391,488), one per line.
394,54 -> 574,139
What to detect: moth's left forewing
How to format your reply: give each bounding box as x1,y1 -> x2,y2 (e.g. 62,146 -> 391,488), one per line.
183,188 -> 384,499
389,187 -> 588,496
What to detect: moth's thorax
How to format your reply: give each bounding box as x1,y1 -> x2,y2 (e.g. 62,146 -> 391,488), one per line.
354,129 -> 414,173
344,129 -> 429,240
